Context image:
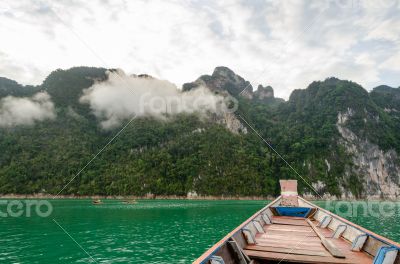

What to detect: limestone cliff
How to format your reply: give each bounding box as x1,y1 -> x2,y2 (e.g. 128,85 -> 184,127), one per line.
337,108 -> 400,199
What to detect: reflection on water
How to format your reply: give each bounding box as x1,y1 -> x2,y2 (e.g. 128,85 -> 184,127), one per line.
0,199 -> 398,263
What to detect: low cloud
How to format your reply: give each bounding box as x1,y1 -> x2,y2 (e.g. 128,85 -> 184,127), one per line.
0,92 -> 56,127
80,70 -> 233,129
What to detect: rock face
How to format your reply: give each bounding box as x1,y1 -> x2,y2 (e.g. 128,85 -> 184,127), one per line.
183,66 -> 253,98
337,108 -> 400,199
183,66 -> 286,104
183,67 -> 256,133
370,85 -> 400,120
218,113 -> 247,134
183,66 -> 285,133
255,85 -> 274,99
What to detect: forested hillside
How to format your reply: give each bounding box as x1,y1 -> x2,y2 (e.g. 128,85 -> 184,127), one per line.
0,67 -> 399,198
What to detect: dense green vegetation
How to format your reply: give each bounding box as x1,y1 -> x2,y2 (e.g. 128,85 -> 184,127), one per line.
0,67 -> 399,197
0,77 -> 41,98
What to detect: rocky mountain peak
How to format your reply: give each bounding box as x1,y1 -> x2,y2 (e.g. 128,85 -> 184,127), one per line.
183,66 -> 253,98
372,85 -> 398,92
211,66 -> 240,81
370,85 -> 400,114
255,85 -> 274,99
130,73 -> 155,79
323,77 -> 341,85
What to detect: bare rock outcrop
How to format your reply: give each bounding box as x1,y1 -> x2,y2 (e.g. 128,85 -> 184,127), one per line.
337,108 -> 400,199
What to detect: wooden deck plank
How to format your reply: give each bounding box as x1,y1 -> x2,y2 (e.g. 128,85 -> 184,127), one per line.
257,239 -> 321,247
265,224 -> 315,233
272,216 -> 309,221
256,238 -> 324,245
244,249 -> 365,264
306,219 -> 346,258
257,241 -> 325,251
245,245 -> 330,257
271,216 -> 310,226
256,238 -> 325,248
256,234 -> 320,242
256,240 -> 323,249
272,215 -> 308,221
255,241 -> 324,250
257,234 -> 321,242
262,226 -> 317,233
259,230 -> 318,238
258,236 -> 322,242
259,228 -> 318,236
311,220 -> 335,237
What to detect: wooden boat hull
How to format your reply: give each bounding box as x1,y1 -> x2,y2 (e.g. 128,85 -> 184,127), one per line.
92,199 -> 103,205
194,181 -> 400,264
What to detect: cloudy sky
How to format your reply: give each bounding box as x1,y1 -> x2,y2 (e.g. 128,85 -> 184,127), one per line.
0,0 -> 399,99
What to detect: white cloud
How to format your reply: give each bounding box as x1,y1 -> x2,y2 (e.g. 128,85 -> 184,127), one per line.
380,50 -> 400,71
0,52 -> 43,84
0,0 -> 399,98
365,19 -> 400,42
80,70 -> 229,129
0,92 -> 56,127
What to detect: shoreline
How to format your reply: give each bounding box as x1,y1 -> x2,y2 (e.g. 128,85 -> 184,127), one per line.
0,194 -> 275,200
0,193 -> 398,201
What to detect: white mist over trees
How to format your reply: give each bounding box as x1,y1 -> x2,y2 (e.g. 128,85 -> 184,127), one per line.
0,92 -> 55,127
79,70 -> 230,129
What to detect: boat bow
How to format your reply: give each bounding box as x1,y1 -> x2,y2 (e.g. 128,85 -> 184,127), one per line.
194,180 -> 400,264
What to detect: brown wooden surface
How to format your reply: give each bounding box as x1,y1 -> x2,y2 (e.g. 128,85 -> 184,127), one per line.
306,218 -> 345,258
262,226 -> 316,234
244,249 -> 366,264
298,197 -> 400,248
258,233 -> 319,241
266,223 -> 314,231
256,239 -> 325,250
363,236 -> 387,257
245,245 -> 330,257
243,216 -> 373,264
395,253 -> 400,264
270,216 -> 310,226
192,196 -> 282,264
272,216 -> 306,221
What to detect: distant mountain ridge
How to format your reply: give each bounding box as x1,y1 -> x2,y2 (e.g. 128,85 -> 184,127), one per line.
182,66 -> 284,103
0,66 -> 399,198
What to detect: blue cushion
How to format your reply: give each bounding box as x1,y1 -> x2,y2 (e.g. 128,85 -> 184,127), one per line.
274,206 -> 311,217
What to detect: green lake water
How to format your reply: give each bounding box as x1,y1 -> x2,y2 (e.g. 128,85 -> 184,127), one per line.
0,199 -> 398,263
